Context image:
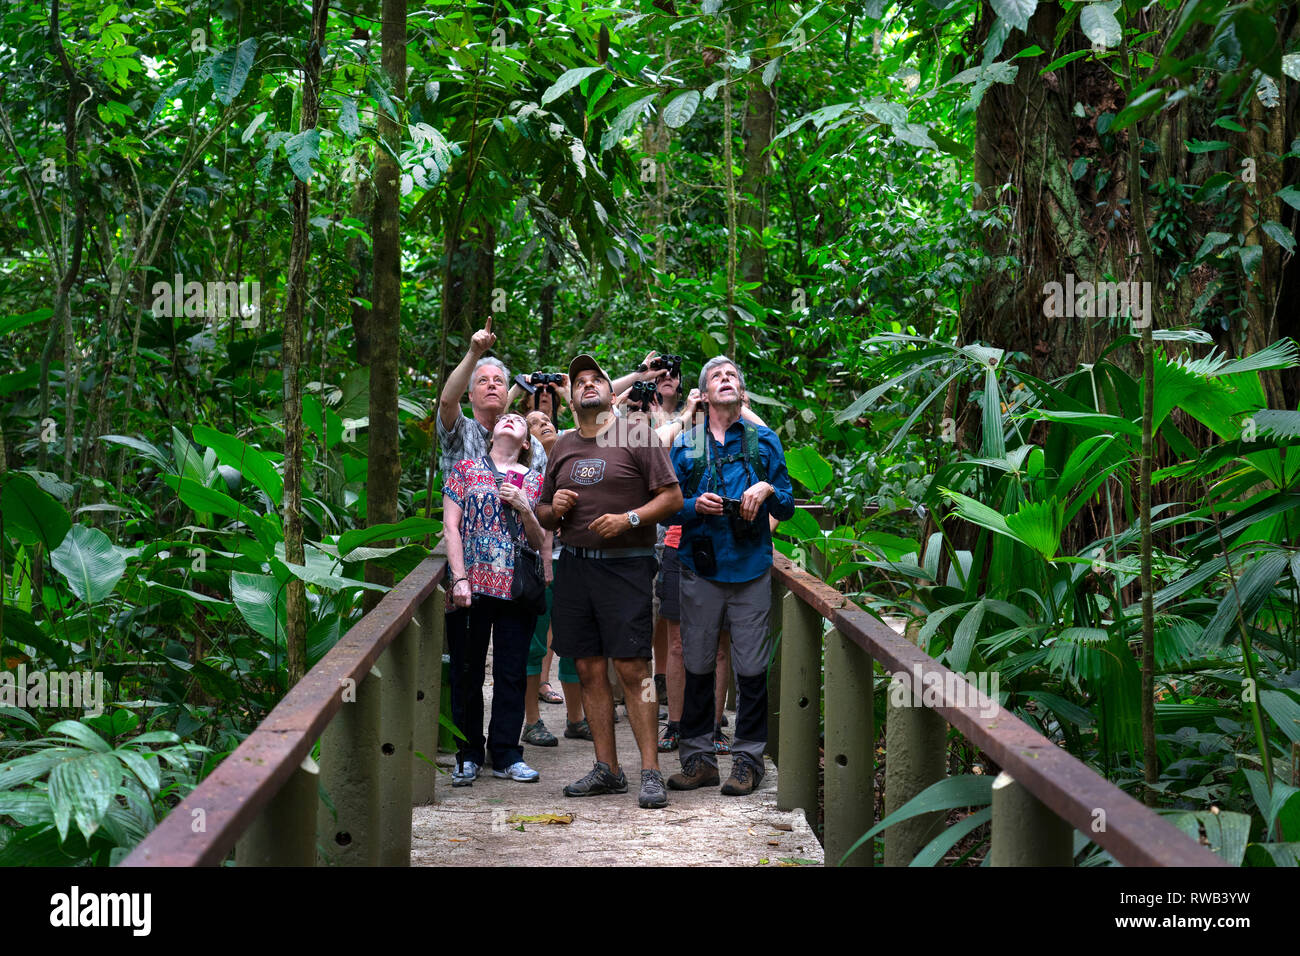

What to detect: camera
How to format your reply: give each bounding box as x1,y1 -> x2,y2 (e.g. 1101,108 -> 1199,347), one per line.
627,380 -> 659,413
720,496 -> 763,543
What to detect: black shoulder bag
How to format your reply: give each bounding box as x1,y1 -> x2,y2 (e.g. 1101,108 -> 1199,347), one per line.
482,457 -> 547,615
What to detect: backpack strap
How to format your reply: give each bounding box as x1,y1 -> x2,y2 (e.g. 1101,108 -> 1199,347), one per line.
682,421 -> 764,497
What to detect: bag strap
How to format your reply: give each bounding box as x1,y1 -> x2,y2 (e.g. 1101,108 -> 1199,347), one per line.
481,456 -> 527,544
684,421 -> 762,497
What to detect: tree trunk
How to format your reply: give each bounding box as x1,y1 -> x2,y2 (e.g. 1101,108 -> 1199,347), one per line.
365,0 -> 407,607
282,0 -> 329,683
964,2 -> 1130,379
737,58 -> 776,289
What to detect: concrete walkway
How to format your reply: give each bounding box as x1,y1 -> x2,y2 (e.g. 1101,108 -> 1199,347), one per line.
411,670 -> 822,867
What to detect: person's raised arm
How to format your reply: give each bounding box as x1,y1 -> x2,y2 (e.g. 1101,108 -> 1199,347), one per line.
656,388 -> 702,445
610,349 -> 666,397
438,317 -> 496,431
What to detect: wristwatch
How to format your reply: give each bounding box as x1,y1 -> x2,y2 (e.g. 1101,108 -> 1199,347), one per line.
626,511 -> 641,528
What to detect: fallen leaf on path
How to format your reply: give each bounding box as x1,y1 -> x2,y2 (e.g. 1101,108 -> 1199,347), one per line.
771,821 -> 793,831
448,838 -> 468,842
506,812 -> 574,825
767,840 -> 781,846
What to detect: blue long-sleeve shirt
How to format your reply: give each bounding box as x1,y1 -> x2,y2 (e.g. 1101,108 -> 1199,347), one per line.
670,419 -> 795,583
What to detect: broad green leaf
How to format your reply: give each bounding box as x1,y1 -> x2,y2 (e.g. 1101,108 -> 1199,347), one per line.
1201,551 -> 1291,646
99,434 -> 171,472
193,425 -> 284,502
910,806 -> 993,866
600,94 -> 656,151
210,38 -> 258,106
1260,690 -> 1300,745
231,572 -> 286,645
337,96 -> 359,138
285,129 -> 321,182
948,601 -> 986,672
49,752 -> 120,841
0,308 -> 52,337
784,446 -> 833,493
663,90 -> 701,128
50,525 -> 126,605
542,66 -> 605,105
990,0 -> 1036,32
840,774 -> 994,864
1080,3 -> 1122,49
1003,498 -> 1062,558
779,506 -> 824,543
1261,220 -> 1296,254
338,517 -> 445,556
47,720 -> 111,753
1,473 -> 71,551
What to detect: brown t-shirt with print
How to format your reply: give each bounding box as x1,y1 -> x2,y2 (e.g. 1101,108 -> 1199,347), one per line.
540,416 -> 678,550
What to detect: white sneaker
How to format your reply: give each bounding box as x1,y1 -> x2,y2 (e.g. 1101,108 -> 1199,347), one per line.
451,761 -> 480,787
492,761 -> 539,782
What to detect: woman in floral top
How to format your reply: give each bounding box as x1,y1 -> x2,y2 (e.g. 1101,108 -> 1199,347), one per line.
443,413 -> 546,785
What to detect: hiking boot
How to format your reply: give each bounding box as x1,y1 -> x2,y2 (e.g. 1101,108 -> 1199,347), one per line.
639,768 -> 668,809
564,718 -> 594,741
563,761 -> 628,797
667,752 -> 720,791
658,721 -> 680,753
721,755 -> 763,796
654,673 -> 668,705
522,719 -> 558,747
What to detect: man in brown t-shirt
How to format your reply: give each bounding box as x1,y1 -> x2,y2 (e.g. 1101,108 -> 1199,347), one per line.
537,354 -> 683,809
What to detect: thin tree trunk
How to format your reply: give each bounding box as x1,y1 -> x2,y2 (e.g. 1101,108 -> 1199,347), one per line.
282,0 -> 329,683
1122,34 -> 1159,805
722,19 -> 737,356
365,0 -> 406,607
737,51 -> 776,289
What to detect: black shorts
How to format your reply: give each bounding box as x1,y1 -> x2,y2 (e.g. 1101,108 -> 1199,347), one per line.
655,547 -> 682,622
551,551 -> 656,660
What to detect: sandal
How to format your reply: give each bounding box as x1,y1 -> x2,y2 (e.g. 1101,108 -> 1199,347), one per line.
538,681 -> 564,705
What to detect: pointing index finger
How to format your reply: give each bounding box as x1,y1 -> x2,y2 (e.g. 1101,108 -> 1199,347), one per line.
484,315 -> 492,336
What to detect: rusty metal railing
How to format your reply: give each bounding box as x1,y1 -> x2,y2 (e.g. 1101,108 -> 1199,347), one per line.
122,548 -> 447,866
121,535 -> 1220,867
767,552 -> 1224,867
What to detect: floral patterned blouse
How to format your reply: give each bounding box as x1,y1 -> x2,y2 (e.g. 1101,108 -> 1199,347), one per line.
443,457 -> 543,604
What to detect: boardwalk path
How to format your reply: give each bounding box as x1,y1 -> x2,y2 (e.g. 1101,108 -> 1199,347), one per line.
411,670 -> 822,867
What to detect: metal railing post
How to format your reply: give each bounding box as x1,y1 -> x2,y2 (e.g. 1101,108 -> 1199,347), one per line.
235,754 -> 319,866
766,577 -> 784,766
414,589 -> 445,805
990,771 -> 1074,866
377,619 -> 418,865
824,628 -> 873,867
777,591 -> 822,829
883,676 -> 947,866
318,665 -> 382,865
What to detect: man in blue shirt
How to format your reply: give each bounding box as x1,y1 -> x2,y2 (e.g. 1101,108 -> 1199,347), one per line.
666,357 -> 794,795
